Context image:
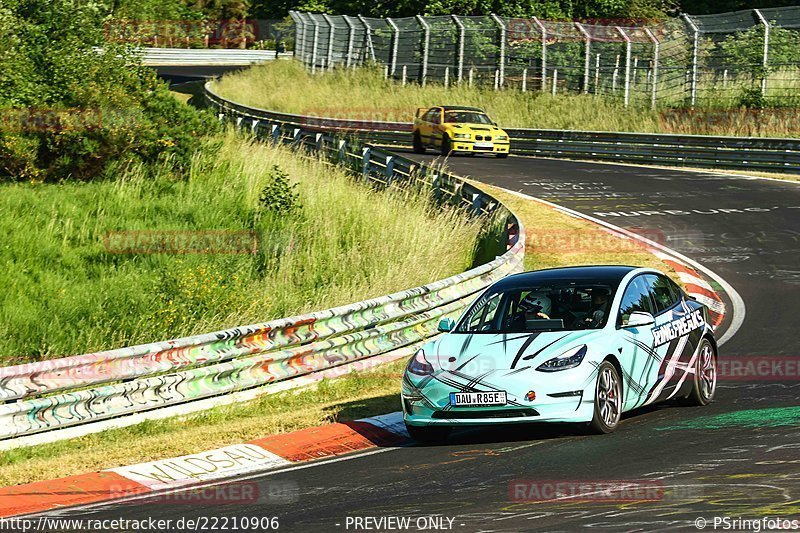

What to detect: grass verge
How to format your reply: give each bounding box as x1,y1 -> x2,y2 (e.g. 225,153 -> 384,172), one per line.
211,61 -> 800,138
1,177 -> 681,487
0,131 -> 480,364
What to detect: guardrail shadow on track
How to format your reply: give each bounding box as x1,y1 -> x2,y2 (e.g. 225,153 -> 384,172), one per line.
0,85 -> 524,442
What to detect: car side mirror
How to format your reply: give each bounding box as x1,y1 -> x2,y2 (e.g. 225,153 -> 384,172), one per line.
437,318 -> 455,332
624,311 -> 655,328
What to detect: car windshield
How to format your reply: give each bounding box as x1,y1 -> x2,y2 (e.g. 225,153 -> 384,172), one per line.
443,111 -> 492,124
455,282 -> 616,333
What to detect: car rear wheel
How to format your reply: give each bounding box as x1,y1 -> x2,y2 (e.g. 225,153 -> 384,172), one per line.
588,361 -> 622,434
405,423 -> 451,443
440,135 -> 452,156
685,338 -> 717,406
413,131 -> 426,154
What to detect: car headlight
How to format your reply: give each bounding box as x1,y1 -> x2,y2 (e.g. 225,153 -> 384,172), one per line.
452,133 -> 469,139
407,349 -> 434,376
495,135 -> 508,140
536,345 -> 587,372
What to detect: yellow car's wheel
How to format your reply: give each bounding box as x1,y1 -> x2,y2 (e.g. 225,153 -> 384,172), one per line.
441,135 -> 452,156
413,131 -> 426,154
496,153 -> 509,158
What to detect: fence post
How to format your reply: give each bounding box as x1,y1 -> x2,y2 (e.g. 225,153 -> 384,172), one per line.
322,14 -> 335,71
754,8 -> 770,97
595,53 -> 600,94
444,66 -> 450,88
575,22 -> 591,94
343,16 -> 356,67
533,17 -> 547,91
552,69 -> 558,95
644,27 -> 660,109
387,17 -> 400,76
358,15 -> 376,62
289,11 -> 303,61
616,26 -> 631,107
417,15 -> 430,86
522,68 -> 527,92
490,14 -> 506,87
469,67 -> 474,87
311,17 -> 320,74
682,14 -> 700,106
402,65 -> 407,85
452,15 -> 465,82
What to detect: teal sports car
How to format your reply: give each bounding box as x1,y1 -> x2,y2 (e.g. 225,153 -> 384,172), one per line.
402,266 -> 718,441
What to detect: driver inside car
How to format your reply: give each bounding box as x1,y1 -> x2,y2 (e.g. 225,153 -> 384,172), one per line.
509,292 -> 552,331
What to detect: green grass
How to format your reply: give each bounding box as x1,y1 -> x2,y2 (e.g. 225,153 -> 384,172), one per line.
0,131 -> 481,364
211,61 -> 800,138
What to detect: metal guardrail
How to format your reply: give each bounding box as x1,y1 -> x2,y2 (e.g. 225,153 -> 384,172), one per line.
0,86 -> 524,441
215,104 -> 799,172
140,47 -> 293,66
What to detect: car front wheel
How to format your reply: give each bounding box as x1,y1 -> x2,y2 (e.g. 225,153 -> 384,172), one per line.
589,361 -> 622,434
440,135 -> 452,156
413,131 -> 426,154
405,423 -> 451,443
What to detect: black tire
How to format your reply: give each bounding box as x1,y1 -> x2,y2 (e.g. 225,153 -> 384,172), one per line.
405,423 -> 451,443
685,338 -> 717,406
588,361 -> 623,434
440,135 -> 452,156
412,131 -> 426,154
496,152 -> 509,158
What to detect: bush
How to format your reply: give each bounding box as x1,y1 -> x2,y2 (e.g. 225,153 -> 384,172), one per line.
258,165 -> 302,215
0,0 -> 218,182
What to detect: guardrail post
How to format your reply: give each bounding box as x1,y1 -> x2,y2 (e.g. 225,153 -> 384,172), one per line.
575,22 -> 591,94
322,14 -> 335,71
251,120 -> 260,134
218,112 -> 225,123
533,17 -> 547,91
681,14 -> 699,106
616,26 -> 632,108
452,15 -> 465,82
471,193 -> 483,216
362,146 -> 371,180
490,14 -> 505,87
387,18 -> 399,76
293,128 -> 302,145
644,27 -> 660,109
358,15 -> 375,63
522,68 -> 527,92
236,116 -> 244,129
385,155 -> 395,185
311,17 -> 320,74
416,15 -> 430,86
343,16 -> 356,67
754,9 -> 770,97
271,124 -> 280,145
338,139 -> 347,162
315,132 -> 324,152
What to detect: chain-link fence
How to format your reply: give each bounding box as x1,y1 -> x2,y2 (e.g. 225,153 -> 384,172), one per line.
289,8 -> 800,108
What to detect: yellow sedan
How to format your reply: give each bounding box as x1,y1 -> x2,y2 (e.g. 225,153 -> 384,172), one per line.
413,106 -> 510,158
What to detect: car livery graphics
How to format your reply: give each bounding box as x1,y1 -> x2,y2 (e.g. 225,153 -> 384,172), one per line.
402,266 -> 718,439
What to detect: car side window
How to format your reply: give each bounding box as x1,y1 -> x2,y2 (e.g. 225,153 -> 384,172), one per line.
427,108 -> 441,124
644,274 -> 680,314
618,276 -> 655,326
465,292 -> 502,331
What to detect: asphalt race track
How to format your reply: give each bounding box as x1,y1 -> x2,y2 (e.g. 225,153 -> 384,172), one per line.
39,155 -> 800,532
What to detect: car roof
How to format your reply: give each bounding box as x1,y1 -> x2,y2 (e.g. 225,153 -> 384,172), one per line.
435,106 -> 486,112
492,265 -> 646,290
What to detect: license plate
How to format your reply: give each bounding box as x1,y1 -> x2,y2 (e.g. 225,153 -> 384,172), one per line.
473,142 -> 493,149
449,391 -> 507,406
